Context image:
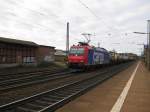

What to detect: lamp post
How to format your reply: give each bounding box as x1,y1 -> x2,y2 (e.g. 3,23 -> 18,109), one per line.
66,22 -> 69,56
148,20 -> 150,70
133,20 -> 150,70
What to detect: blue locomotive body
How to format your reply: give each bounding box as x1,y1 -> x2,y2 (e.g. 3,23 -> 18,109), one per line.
89,47 -> 110,65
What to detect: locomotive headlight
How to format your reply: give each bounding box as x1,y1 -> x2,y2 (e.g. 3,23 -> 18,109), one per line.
80,60 -> 84,62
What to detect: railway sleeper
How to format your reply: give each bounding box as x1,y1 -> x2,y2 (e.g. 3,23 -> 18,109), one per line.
26,103 -> 45,109
41,97 -> 56,105
51,92 -> 72,96
46,95 -> 64,101
17,103 -> 42,112
46,94 -> 65,99
58,90 -> 78,95
42,97 -> 59,103
50,92 -> 69,97
35,100 -> 52,106
17,106 -> 36,112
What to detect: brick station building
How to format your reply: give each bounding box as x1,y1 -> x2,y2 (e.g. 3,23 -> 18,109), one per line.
0,37 -> 55,68
37,45 -> 55,64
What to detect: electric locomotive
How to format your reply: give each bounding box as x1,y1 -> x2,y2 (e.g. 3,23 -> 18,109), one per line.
68,42 -> 110,68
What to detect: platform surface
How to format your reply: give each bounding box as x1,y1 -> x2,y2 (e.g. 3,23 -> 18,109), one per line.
56,61 -> 150,112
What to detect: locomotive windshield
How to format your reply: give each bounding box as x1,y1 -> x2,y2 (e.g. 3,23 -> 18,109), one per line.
69,48 -> 84,55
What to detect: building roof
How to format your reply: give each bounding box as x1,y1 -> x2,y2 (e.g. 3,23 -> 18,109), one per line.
39,45 -> 55,48
0,37 -> 38,46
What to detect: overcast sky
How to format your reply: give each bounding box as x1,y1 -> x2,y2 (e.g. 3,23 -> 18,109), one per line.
0,0 -> 149,55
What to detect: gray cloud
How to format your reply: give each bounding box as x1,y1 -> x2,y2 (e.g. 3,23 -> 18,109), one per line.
0,0 -> 149,55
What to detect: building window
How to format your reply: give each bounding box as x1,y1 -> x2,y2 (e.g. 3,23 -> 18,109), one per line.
23,57 -> 35,63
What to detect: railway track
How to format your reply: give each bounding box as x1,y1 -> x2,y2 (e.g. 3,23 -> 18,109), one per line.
0,62 -> 132,112
0,69 -> 80,91
0,67 -> 68,81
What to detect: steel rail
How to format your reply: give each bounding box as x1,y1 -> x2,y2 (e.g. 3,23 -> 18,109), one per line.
0,62 -> 132,112
0,66 -> 59,76
0,68 -> 69,81
0,69 -> 80,91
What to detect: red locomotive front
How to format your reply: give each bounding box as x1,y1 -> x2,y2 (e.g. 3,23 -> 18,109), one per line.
68,43 -> 90,68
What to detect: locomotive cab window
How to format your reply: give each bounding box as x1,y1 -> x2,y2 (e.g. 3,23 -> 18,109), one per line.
69,48 -> 84,55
